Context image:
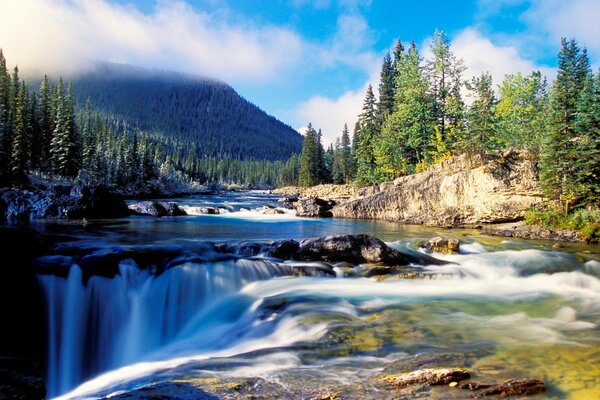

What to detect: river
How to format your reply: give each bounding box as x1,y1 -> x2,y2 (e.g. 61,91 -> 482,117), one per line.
30,192 -> 600,399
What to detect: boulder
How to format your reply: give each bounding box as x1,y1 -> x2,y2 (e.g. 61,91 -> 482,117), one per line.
383,368 -> 470,388
295,234 -> 446,266
269,239 -> 300,260
263,208 -> 284,215
129,201 -> 169,216
129,201 -> 186,217
295,197 -> 335,218
203,206 -> 220,215
419,236 -> 460,254
158,202 -> 187,216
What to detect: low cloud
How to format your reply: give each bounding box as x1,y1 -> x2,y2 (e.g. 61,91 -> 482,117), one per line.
0,0 -> 304,81
295,87 -> 365,146
451,28 -> 554,85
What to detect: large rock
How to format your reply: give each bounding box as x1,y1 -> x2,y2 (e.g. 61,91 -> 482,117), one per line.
296,197 -> 335,218
419,236 -> 460,254
332,150 -> 543,226
1,185 -> 129,220
129,201 -> 186,217
295,234 -> 446,266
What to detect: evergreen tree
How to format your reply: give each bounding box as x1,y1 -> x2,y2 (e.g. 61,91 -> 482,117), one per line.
540,38 -> 592,212
51,78 -> 73,176
571,71 -> 600,205
11,82 -> 30,176
463,73 -> 498,154
38,76 -> 53,169
316,129 -> 331,183
299,123 -> 319,186
377,52 -> 395,123
427,30 -> 466,149
339,123 -> 352,183
376,43 -> 433,177
355,84 -> 380,185
391,39 -> 405,81
0,50 -> 10,176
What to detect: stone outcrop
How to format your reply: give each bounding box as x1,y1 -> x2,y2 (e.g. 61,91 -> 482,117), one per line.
295,197 -> 335,218
332,150 -> 543,226
1,185 -> 129,220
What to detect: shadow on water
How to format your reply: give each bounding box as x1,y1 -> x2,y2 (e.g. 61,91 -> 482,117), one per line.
105,381 -> 221,399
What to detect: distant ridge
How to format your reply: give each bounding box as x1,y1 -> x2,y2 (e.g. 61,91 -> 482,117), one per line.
69,62 -> 303,161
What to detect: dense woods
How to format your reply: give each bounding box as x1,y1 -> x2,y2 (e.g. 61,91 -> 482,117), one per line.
0,53 -> 302,191
298,33 -> 599,218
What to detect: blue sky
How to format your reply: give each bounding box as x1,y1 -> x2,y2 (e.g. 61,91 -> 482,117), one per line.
1,0 -> 599,144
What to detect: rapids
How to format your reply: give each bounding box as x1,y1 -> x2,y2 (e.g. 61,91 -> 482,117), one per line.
32,192 -> 600,399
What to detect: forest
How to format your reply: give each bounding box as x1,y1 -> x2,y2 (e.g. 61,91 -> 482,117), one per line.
0,53 -> 302,192
298,32 -> 599,223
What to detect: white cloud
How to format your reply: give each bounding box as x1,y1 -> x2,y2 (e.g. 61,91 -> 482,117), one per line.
0,0 -> 304,81
523,0 -> 600,60
450,28 -> 554,86
295,87 -> 365,146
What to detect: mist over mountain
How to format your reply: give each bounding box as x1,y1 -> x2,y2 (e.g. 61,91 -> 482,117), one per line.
69,62 -> 303,161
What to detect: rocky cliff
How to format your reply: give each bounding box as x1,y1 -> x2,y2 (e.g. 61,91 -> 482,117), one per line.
332,150 -> 544,226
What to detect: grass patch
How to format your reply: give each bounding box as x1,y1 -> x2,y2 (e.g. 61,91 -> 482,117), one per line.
524,207 -> 600,243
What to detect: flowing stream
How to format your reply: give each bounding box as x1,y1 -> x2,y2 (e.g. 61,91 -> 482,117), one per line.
32,192 -> 600,399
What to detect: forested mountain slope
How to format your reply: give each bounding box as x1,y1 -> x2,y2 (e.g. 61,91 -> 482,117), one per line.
70,63 -> 303,161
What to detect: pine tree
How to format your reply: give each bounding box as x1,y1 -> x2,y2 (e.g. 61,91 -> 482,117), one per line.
299,123 -> 319,187
571,71 -> 600,205
355,84 -> 380,185
427,30 -> 466,148
376,43 -> 433,177
339,124 -> 352,183
377,52 -> 395,124
540,38 -> 592,212
391,39 -> 405,81
11,82 -> 30,177
316,129 -> 331,183
0,50 -> 10,176
464,73 -> 498,154
51,78 -> 74,176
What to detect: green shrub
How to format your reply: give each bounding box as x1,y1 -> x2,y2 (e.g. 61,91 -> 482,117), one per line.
524,207 -> 600,243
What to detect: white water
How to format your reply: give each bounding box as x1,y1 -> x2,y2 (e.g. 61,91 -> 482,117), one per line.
39,258 -> 293,397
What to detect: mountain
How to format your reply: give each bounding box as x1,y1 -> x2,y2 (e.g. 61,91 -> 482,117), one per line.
69,63 -> 303,161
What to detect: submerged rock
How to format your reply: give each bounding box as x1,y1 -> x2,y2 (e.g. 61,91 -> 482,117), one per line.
419,236 -> 460,254
296,197 -> 335,218
381,367 -> 470,388
464,378 -> 546,397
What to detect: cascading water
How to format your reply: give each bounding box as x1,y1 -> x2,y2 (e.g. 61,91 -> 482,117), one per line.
38,257 -> 293,397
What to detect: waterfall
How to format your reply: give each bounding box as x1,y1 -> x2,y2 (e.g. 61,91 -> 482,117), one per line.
38,258 -> 292,397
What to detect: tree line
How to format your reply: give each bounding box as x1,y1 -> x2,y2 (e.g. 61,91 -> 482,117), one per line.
297,32 -> 599,213
0,50 -> 298,192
